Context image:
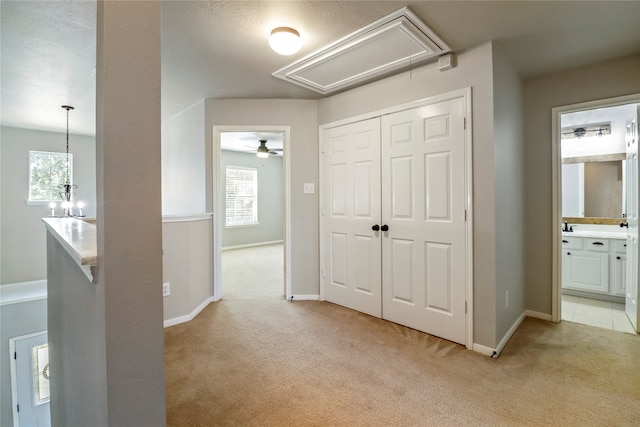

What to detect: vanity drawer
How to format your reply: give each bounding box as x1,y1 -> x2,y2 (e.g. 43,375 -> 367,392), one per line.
562,237 -> 583,249
613,239 -> 627,254
585,238 -> 609,252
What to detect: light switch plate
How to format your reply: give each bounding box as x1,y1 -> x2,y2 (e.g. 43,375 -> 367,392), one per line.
304,183 -> 315,194
163,282 -> 170,297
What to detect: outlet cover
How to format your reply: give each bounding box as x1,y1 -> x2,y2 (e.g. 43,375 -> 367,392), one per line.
163,282 -> 171,297
304,183 -> 315,194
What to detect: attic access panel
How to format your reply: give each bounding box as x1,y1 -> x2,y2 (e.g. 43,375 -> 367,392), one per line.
273,7 -> 450,95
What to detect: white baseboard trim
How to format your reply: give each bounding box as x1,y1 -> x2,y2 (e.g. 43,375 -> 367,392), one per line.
472,343 -> 495,357
222,240 -> 284,251
493,311 -> 527,358
524,310 -> 553,321
164,296 -> 215,328
0,280 -> 48,306
289,294 -> 320,301
473,310 -> 554,358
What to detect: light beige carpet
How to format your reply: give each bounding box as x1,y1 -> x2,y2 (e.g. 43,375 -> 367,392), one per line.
165,299 -> 640,426
221,244 -> 284,300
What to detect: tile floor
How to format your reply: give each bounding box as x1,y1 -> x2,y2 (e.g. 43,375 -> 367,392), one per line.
562,294 -> 636,334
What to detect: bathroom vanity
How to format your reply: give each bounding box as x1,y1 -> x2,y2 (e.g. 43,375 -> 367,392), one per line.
562,226 -> 627,302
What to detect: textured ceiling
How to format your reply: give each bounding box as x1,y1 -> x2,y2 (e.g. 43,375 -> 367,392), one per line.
2,1 -> 640,136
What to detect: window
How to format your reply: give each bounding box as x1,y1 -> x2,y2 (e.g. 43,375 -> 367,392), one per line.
225,166 -> 258,226
29,151 -> 72,202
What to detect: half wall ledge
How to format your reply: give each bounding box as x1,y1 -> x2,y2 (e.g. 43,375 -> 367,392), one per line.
42,217 -> 97,283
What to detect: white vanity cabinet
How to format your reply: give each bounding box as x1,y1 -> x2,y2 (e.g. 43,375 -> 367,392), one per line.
611,239 -> 627,296
562,234 -> 626,300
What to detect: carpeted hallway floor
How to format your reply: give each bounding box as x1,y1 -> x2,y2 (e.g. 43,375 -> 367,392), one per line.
221,244 -> 284,300
165,297 -> 640,426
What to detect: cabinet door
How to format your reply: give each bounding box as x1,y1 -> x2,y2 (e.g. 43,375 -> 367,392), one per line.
562,250 -> 571,288
611,254 -> 627,296
566,250 -> 609,293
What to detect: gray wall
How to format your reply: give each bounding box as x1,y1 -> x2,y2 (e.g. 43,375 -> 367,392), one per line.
318,42 -> 499,348
0,298 -> 48,427
0,126 -> 96,285
162,217 -> 212,322
524,53 -> 640,314
205,99 -> 319,297
46,233 -> 108,425
221,150 -> 283,248
162,100 -> 206,215
492,44 -> 526,342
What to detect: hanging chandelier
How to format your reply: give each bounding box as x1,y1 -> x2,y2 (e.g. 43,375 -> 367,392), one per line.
57,105 -> 80,216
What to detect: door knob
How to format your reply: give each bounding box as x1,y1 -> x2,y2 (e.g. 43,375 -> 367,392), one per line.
372,225 -> 380,231
620,222 -> 629,228
381,225 -> 389,232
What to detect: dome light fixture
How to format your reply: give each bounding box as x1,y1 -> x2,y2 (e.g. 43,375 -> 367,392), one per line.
269,27 -> 301,56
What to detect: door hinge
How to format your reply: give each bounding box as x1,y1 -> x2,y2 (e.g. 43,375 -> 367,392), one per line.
17,403 -> 19,413
14,352 -> 17,360
464,117 -> 467,129
465,301 -> 468,313
464,210 -> 467,221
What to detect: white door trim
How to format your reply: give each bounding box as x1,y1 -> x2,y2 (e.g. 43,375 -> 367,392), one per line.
212,125 -> 292,301
551,93 -> 640,322
319,87 -> 474,349
9,331 -> 48,427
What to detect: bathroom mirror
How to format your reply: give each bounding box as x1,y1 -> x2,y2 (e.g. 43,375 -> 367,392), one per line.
562,154 -> 625,220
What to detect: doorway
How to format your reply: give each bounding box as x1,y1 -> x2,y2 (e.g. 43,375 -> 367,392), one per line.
552,94 -> 640,334
9,331 -> 51,427
213,127 -> 291,300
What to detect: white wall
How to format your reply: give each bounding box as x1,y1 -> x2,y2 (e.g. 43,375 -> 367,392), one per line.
524,53 -> 640,314
0,126 -> 96,285
162,100 -> 206,215
221,150 -> 283,248
492,44 -> 526,342
205,99 -> 319,296
318,42 -> 499,348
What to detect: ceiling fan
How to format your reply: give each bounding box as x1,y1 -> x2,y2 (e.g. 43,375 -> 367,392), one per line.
254,139 -> 282,158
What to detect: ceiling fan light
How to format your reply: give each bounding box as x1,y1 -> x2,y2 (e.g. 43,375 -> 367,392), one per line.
257,151 -> 269,158
269,27 -> 301,55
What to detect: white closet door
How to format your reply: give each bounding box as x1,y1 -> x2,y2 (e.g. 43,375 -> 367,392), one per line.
625,107 -> 639,331
323,117 -> 382,317
381,97 -> 467,344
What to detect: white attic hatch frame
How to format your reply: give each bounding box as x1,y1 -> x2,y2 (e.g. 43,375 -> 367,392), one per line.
273,7 -> 451,95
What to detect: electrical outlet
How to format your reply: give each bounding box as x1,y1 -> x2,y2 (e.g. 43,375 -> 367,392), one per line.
303,183 -> 315,194
163,282 -> 170,297
505,290 -> 509,307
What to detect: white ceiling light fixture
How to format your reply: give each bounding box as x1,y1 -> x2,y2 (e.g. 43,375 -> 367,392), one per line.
269,27 -> 302,56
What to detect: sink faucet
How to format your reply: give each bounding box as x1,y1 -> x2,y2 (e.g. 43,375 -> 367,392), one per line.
563,222 -> 573,232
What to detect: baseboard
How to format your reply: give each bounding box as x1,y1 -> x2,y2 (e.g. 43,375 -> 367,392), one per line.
493,311 -> 527,358
222,240 -> 284,251
164,296 -> 214,328
0,280 -> 48,306
472,343 -> 495,357
288,294 -> 320,301
524,309 -> 553,321
473,310 -> 553,358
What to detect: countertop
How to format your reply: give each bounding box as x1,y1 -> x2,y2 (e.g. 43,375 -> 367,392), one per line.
562,229 -> 627,239
42,217 -> 97,267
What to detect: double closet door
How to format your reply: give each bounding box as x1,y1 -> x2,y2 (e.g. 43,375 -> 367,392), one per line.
322,97 -> 468,345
